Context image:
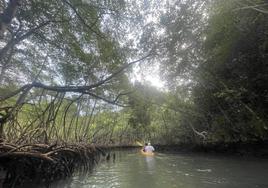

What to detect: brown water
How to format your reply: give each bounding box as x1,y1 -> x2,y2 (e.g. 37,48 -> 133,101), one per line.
52,150 -> 268,188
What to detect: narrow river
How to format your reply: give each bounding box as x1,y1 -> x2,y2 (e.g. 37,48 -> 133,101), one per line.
52,150 -> 268,188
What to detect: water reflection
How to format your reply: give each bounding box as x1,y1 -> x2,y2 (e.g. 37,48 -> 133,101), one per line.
144,156 -> 155,174
49,150 -> 268,188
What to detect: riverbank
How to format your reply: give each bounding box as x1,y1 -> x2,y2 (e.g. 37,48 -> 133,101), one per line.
155,140 -> 268,157
0,142 -> 111,187
0,142 -> 143,187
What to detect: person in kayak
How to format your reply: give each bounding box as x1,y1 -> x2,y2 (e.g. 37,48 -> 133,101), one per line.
142,143 -> 148,152
144,142 -> 155,153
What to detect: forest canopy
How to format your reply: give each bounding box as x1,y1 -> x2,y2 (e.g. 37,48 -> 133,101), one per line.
0,0 -> 267,145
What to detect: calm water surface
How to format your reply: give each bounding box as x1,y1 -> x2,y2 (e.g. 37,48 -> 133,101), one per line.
53,150 -> 268,188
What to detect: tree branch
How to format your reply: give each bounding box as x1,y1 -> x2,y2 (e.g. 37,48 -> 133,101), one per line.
0,54 -> 151,101
62,0 -> 105,38
0,0 -> 22,38
0,21 -> 51,58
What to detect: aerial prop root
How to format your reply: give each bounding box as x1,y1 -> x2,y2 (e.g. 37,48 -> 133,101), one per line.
0,142 -> 104,185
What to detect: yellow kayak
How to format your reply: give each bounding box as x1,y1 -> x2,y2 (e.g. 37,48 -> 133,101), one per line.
140,149 -> 155,156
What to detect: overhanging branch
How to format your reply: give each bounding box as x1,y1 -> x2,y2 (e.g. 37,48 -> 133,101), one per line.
0,54 -> 151,102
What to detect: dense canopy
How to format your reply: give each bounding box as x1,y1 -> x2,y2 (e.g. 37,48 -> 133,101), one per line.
0,0 -> 267,145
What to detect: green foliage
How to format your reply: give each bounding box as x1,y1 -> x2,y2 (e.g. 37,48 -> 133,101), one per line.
192,0 -> 268,142
1,0 -> 268,146
133,0 -> 268,144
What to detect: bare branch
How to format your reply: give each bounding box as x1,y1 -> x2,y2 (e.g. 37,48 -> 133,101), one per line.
0,21 -> 51,58
235,1 -> 268,14
62,0 -> 105,38
86,92 -> 129,107
0,54 -> 151,101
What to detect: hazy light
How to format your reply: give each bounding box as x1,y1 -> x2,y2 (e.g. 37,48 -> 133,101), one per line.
130,63 -> 165,89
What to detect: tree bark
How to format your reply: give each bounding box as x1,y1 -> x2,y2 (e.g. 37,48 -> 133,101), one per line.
0,0 -> 22,38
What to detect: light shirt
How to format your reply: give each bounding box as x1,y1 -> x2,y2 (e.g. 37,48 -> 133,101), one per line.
144,145 -> 155,152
